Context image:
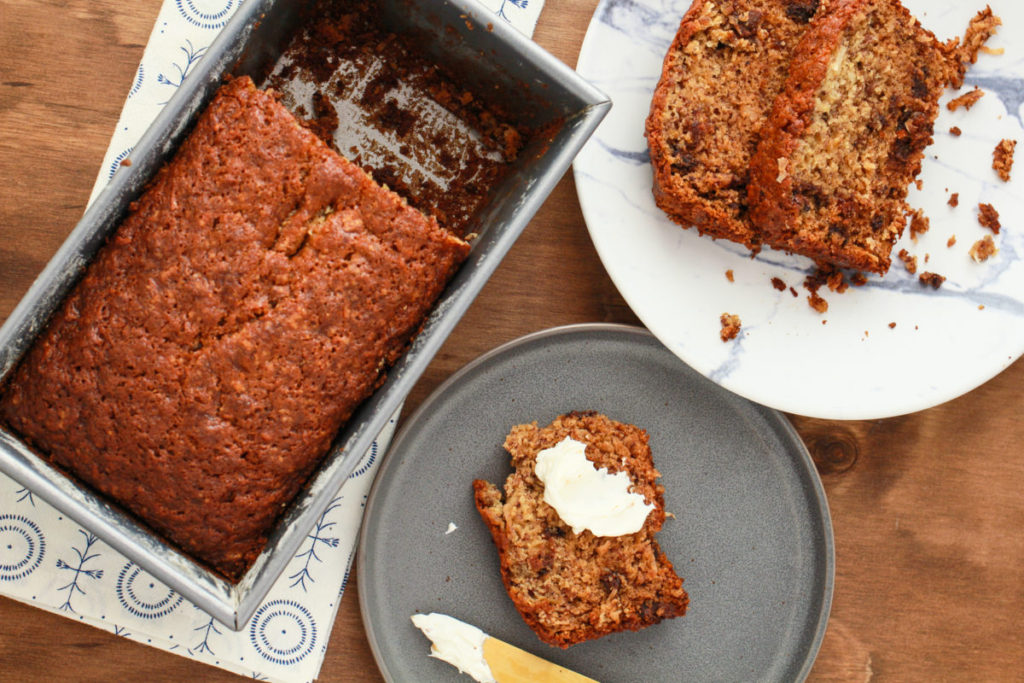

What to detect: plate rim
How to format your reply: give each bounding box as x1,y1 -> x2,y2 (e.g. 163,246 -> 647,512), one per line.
571,0 -> 1024,421
357,322 -> 835,682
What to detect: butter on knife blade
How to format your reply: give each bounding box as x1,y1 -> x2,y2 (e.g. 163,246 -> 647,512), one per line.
411,613 -> 598,682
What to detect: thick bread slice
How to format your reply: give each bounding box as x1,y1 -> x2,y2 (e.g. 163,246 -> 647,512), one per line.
747,0 -> 954,273
645,0 -> 828,250
472,411 -> 688,649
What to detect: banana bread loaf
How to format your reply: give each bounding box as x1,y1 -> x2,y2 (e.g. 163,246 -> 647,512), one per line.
645,0 -> 828,250
747,0 -> 954,273
473,412 -> 688,648
0,76 -> 470,580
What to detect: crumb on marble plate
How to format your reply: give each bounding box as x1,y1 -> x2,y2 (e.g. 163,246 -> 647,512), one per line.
898,249 -> 918,275
978,203 -> 1001,234
969,235 -> 998,263
919,272 -> 946,289
947,87 -> 984,111
993,139 -> 1016,182
908,209 -> 930,240
720,313 -> 742,342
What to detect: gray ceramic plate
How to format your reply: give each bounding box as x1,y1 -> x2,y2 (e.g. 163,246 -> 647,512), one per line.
358,324 -> 833,682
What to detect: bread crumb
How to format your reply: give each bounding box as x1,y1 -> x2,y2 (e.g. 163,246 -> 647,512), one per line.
888,322 -> 897,329
918,272 -> 946,289
850,272 -> 868,287
969,235 -> 998,262
908,209 -> 930,240
897,249 -> 918,275
948,192 -> 959,208
720,313 -> 742,342
725,269 -> 735,283
826,269 -> 848,294
803,267 -> 835,313
949,126 -> 962,136
949,8 -> 1002,88
947,87 -> 984,111
119,158 -> 132,167
979,46 -> 1004,56
978,304 -> 985,310
947,235 -> 956,248
978,203 -> 1001,234
993,139 -> 1016,181
915,179 -> 923,191
789,286 -> 799,298
807,291 -> 828,314
770,277 -> 786,291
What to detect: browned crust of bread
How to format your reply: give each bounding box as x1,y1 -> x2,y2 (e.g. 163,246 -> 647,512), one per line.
747,0 -> 950,273
645,1 -> 828,251
747,0 -> 866,262
646,1 -> 756,245
0,76 -> 470,580
473,411 -> 688,648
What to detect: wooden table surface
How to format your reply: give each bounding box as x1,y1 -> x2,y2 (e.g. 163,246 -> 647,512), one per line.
2,1 -> 1023,680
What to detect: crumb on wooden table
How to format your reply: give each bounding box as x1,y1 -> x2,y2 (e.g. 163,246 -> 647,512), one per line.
978,203 -> 1001,234
969,235 -> 998,263
720,313 -> 742,342
919,272 -> 946,289
993,139 -> 1016,182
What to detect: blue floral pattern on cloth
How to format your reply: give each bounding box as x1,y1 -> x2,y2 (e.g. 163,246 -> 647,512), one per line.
116,562 -> 185,619
175,0 -> 239,30
0,514 -> 46,581
1,1 -> 545,681
249,599 -> 319,666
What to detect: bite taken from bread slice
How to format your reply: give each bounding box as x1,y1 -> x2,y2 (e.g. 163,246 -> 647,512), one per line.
747,0 -> 956,273
473,411 -> 688,648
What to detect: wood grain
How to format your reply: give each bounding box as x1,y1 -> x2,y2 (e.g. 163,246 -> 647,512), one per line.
1,1 -> 1023,681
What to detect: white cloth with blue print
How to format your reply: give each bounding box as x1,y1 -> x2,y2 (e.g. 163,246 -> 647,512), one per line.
1,0 -> 545,681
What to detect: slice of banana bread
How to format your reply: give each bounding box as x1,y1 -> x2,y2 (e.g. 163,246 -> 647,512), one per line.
645,0 -> 828,250
747,0 -> 955,273
472,412 -> 688,648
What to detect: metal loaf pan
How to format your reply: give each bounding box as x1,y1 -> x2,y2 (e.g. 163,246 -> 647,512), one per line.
0,0 -> 610,629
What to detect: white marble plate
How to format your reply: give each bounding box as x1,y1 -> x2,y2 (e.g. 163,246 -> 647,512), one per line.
574,0 -> 1024,419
